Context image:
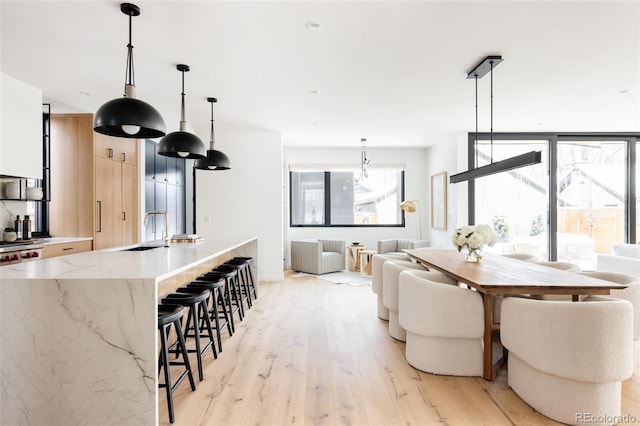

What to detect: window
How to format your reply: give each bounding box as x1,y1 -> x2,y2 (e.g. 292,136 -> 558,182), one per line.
290,169 -> 404,226
470,133 -> 639,269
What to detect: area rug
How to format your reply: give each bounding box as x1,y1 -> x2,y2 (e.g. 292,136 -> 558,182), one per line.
292,270 -> 371,287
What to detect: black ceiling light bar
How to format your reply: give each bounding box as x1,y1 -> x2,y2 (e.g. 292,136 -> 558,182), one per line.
450,55 -> 542,184
94,3 -> 166,139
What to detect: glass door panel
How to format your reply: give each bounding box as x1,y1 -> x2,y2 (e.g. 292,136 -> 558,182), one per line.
556,140 -> 626,270
475,140 -> 549,260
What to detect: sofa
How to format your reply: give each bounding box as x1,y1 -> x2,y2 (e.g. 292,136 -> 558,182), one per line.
377,239 -> 430,257
597,243 -> 640,277
290,239 -> 345,274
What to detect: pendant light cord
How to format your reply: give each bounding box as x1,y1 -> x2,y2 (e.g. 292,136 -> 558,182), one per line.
210,101 -> 216,150
490,60 -> 494,164
475,74 -> 478,168
180,69 -> 186,129
124,12 -> 135,91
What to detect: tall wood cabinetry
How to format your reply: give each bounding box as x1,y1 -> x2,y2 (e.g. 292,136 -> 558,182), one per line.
144,140 -> 186,241
49,114 -> 94,237
94,133 -> 139,250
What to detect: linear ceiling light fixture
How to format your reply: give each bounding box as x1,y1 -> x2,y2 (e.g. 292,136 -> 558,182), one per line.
194,97 -> 231,170
157,64 -> 206,158
93,3 -> 166,139
449,55 -> 542,184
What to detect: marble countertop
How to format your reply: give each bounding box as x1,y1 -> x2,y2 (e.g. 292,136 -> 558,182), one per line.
0,236 -> 256,280
38,236 -> 93,246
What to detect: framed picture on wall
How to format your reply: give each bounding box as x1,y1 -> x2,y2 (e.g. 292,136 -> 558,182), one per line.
430,172 -> 447,230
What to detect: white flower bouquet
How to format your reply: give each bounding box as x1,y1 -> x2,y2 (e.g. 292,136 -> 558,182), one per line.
452,224 -> 497,261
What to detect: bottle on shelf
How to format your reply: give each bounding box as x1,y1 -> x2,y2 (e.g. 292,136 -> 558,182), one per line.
14,215 -> 22,240
22,215 -> 31,240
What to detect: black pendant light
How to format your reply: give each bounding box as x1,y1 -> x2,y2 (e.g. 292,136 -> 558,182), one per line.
157,64 -> 206,158
194,97 -> 231,170
94,3 -> 166,139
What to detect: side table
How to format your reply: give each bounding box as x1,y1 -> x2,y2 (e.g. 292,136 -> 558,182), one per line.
360,250 -> 377,276
347,245 -> 365,272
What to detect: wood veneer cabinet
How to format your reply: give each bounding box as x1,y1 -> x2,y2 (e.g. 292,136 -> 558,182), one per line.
93,133 -> 138,249
49,114 -> 94,237
42,240 -> 93,258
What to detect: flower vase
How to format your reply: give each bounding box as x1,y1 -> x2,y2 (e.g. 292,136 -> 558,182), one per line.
463,246 -> 483,262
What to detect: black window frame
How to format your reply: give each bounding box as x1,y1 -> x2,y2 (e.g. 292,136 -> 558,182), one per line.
289,170 -> 406,228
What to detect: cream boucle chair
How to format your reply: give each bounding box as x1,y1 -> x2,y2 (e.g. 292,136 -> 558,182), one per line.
382,260 -> 427,341
398,269 -> 484,376
501,296 -> 634,426
377,239 -> 430,257
371,254 -> 408,320
501,253 -> 539,262
290,239 -> 345,274
535,261 -> 581,272
580,271 -> 640,341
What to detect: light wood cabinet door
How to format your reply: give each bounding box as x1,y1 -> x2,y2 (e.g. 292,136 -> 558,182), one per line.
94,156 -> 122,250
121,162 -> 138,246
42,240 -> 93,258
49,114 -> 94,237
94,133 -> 137,165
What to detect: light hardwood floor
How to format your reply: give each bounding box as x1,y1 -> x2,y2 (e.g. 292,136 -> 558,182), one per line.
160,272 -> 640,425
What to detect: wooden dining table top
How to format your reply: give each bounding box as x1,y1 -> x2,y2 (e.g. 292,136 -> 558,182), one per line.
405,248 -> 628,296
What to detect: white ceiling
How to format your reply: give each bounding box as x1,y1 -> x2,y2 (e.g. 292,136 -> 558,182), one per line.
1,1 -> 639,148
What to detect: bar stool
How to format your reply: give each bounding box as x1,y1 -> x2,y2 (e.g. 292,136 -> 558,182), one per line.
218,262 -> 252,310
162,288 -> 216,381
187,278 -> 230,352
158,304 -> 196,424
202,269 -> 244,326
228,256 -> 258,301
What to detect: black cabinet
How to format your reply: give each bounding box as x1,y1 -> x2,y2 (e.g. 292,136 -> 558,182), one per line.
144,140 -> 186,240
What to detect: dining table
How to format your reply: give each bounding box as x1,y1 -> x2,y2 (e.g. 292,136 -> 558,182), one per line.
405,247 -> 629,380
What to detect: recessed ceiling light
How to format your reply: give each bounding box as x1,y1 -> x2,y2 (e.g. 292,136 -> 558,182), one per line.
305,21 -> 321,30
618,89 -> 629,94
308,90 -> 319,95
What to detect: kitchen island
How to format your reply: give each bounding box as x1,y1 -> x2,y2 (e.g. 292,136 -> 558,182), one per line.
0,236 -> 258,425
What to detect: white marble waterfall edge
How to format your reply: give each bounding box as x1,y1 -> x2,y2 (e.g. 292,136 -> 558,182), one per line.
1,277 -> 156,425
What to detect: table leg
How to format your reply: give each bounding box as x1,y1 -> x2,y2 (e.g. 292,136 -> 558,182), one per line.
483,293 -> 493,380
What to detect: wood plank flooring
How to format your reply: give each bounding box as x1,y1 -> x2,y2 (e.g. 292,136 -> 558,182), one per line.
159,271 -> 640,425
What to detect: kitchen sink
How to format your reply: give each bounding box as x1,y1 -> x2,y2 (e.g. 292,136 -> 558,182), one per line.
121,245 -> 162,251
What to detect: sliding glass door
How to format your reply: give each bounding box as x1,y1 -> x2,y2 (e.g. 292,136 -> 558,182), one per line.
556,140 -> 626,270
474,139 -> 549,260
471,133 -> 638,270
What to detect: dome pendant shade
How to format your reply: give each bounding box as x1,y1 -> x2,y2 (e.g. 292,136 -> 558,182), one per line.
158,130 -> 206,158
93,3 -> 165,139
94,97 -> 166,138
194,149 -> 231,170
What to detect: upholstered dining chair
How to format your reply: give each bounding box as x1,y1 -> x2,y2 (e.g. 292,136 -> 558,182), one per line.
371,253 -> 408,321
398,269 -> 484,376
290,239 -> 345,275
501,296 -> 634,425
377,239 -> 429,257
534,261 -> 581,272
382,260 -> 427,341
501,253 -> 539,262
580,271 -> 640,341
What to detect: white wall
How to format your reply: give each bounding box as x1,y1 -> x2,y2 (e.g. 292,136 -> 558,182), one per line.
0,73 -> 43,179
425,132 -> 468,248
284,146 -> 428,265
195,132 -> 283,281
